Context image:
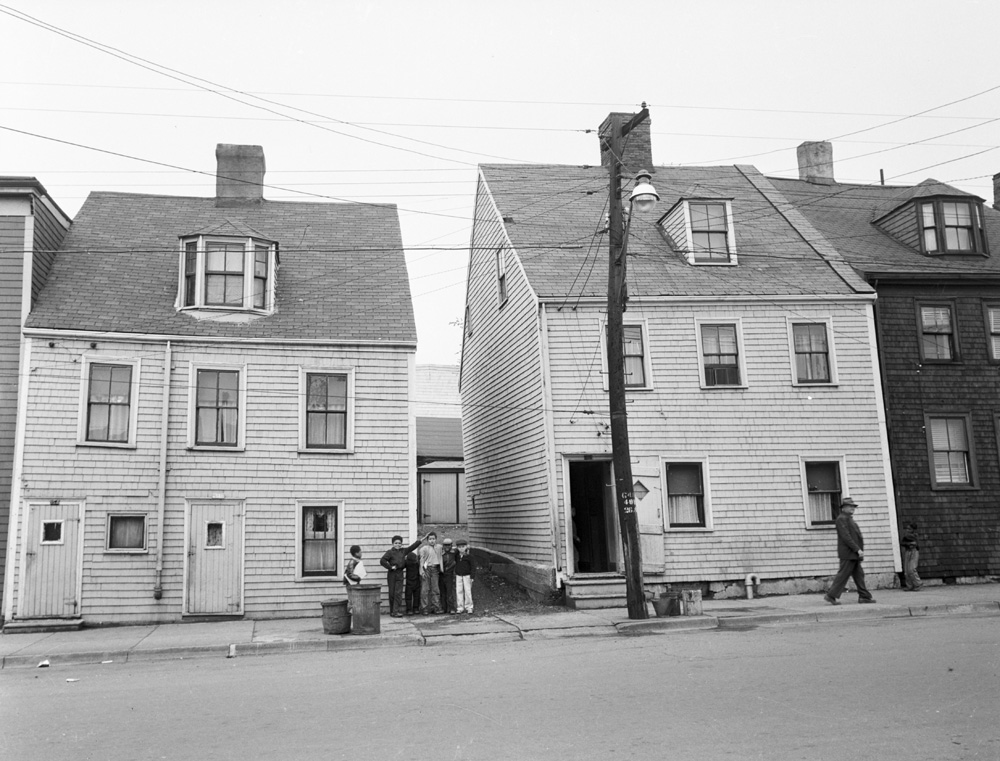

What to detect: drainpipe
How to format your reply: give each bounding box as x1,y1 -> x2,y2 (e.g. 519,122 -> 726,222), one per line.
153,341 -> 171,599
745,573 -> 761,599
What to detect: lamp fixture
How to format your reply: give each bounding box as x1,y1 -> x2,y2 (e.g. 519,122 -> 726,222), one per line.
628,170 -> 659,212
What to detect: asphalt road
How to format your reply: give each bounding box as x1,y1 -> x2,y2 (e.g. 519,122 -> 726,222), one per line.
2,615 -> 998,761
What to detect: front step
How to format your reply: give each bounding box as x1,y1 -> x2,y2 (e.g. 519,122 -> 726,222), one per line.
3,618 -> 84,634
564,575 -> 628,609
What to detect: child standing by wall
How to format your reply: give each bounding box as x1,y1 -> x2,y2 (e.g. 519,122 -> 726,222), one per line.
380,534 -> 426,617
439,538 -> 458,614
404,544 -> 421,615
901,523 -> 922,591
454,539 -> 475,614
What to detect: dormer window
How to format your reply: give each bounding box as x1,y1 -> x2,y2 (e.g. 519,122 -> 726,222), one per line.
179,235 -> 277,312
919,199 -> 988,255
659,199 -> 737,265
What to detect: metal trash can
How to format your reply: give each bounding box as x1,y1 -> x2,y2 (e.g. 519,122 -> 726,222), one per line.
652,592 -> 682,617
346,583 -> 382,635
320,598 -> 351,635
681,589 -> 703,616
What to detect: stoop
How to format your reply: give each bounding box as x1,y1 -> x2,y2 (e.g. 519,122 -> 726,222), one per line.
564,574 -> 628,609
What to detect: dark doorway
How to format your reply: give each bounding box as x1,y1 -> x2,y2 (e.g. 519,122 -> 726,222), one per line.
569,460 -> 617,573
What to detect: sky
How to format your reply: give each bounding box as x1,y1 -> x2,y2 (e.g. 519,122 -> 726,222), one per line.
3,0 -> 1000,367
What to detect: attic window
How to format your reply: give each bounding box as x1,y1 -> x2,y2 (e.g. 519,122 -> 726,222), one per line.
919,199 -> 988,255
658,199 -> 737,265
179,235 -> 277,312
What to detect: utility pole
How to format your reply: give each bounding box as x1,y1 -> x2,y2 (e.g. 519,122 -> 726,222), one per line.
605,109 -> 649,620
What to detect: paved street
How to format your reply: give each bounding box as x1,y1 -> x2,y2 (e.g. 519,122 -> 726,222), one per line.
3,614 -> 998,761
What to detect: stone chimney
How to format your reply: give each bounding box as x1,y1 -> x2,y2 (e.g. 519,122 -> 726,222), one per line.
993,172 -> 1000,210
797,141 -> 835,184
599,112 -> 654,173
215,144 -> 265,206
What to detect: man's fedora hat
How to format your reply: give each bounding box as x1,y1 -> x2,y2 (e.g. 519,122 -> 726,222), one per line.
840,497 -> 858,507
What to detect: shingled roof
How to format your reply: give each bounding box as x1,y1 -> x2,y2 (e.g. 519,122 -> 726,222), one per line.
26,192 -> 416,343
478,163 -> 873,301
770,177 -> 1000,279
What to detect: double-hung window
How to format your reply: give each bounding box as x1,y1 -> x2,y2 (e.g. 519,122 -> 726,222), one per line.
664,461 -> 707,528
657,199 -> 737,265
791,322 -> 833,384
985,304 -> 1000,361
297,502 -> 343,579
601,321 -> 652,390
300,368 -> 355,452
179,236 -> 277,313
919,199 -> 987,254
926,414 -> 975,488
918,303 -> 958,361
189,364 -> 245,449
802,460 -> 843,526
79,357 -> 140,447
698,322 -> 743,387
496,247 -> 508,306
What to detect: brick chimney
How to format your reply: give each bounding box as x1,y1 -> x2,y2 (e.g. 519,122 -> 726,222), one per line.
993,172 -> 1000,210
797,141 -> 835,184
599,112 -> 654,173
216,144 -> 265,206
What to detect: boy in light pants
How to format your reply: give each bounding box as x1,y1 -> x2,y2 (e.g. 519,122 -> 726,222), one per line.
454,539 -> 475,614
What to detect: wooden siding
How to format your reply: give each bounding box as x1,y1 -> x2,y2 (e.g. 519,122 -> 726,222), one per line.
29,200 -> 64,304
877,284 -> 1000,577
544,299 -> 895,583
0,215 -> 27,609
461,179 -> 553,563
8,338 -> 414,622
876,204 -> 921,251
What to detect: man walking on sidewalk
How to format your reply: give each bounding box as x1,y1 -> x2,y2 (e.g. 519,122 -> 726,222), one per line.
824,497 -> 876,605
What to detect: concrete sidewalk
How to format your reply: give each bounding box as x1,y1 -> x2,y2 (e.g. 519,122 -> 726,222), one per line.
2,582 -> 997,670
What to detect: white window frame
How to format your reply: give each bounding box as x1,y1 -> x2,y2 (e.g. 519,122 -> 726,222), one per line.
985,303 -> 1000,362
105,513 -> 148,553
660,455 -> 713,531
177,235 -> 277,313
298,367 -> 356,453
77,355 -> 141,448
496,246 -> 508,307
799,455 -> 848,528
600,318 -> 653,391
187,362 -> 247,451
925,413 -> 977,490
295,500 -> 346,581
694,317 -> 748,389
683,199 -> 738,265
40,520 -> 65,545
786,317 -> 838,386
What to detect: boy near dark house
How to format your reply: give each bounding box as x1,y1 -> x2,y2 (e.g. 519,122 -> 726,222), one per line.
454,539 -> 475,614
901,523 -> 923,591
439,538 -> 458,614
404,545 -> 421,615
380,533 -> 427,617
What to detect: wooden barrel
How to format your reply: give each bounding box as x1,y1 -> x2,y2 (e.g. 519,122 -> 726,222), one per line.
320,599 -> 351,634
346,583 -> 382,635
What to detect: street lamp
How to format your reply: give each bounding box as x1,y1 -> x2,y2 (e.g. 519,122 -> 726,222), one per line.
604,109 -> 658,619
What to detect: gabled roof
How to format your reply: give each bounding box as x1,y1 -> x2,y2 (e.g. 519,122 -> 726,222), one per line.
770,178 -> 1000,279
26,192 -> 416,342
478,163 -> 873,301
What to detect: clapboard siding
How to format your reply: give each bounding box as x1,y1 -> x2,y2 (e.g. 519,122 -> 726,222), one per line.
543,299 -> 895,583
877,284 -> 1000,577
461,176 -> 553,563
9,337 -> 413,622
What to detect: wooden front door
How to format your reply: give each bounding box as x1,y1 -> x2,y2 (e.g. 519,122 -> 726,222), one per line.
186,502 -> 243,615
20,502 -> 82,619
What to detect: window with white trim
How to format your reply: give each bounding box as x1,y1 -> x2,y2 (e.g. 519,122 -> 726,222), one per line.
78,357 -> 141,448
802,460 -> 843,526
926,414 -> 976,488
984,304 -> 1000,361
664,461 -> 707,528
179,236 -> 277,312
299,368 -> 355,452
106,514 -> 147,552
188,364 -> 246,449
658,199 -> 737,265
600,320 -> 652,390
791,322 -> 833,384
697,321 -> 744,387
918,303 -> 958,361
296,502 -> 344,579
496,247 -> 508,306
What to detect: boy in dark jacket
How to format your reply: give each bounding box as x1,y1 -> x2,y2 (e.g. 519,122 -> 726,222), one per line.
404,546 -> 421,615
439,538 -> 458,614
380,534 -> 426,617
454,539 -> 475,614
901,523 -> 922,591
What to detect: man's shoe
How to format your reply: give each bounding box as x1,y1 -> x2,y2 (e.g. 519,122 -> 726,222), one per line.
859,597 -> 877,604
823,594 -> 840,605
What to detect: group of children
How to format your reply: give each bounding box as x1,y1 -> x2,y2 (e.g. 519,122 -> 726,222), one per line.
342,531 -> 476,617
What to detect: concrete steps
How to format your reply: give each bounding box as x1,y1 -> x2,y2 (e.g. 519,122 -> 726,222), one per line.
564,574 -> 628,609
3,617 -> 84,634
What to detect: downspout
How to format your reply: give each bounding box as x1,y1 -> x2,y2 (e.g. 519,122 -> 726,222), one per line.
153,340 -> 171,599
744,573 -> 761,599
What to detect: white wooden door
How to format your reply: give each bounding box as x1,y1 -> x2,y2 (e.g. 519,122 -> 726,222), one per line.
186,502 -> 243,615
634,474 -> 666,573
421,472 -> 460,523
21,502 -> 82,618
